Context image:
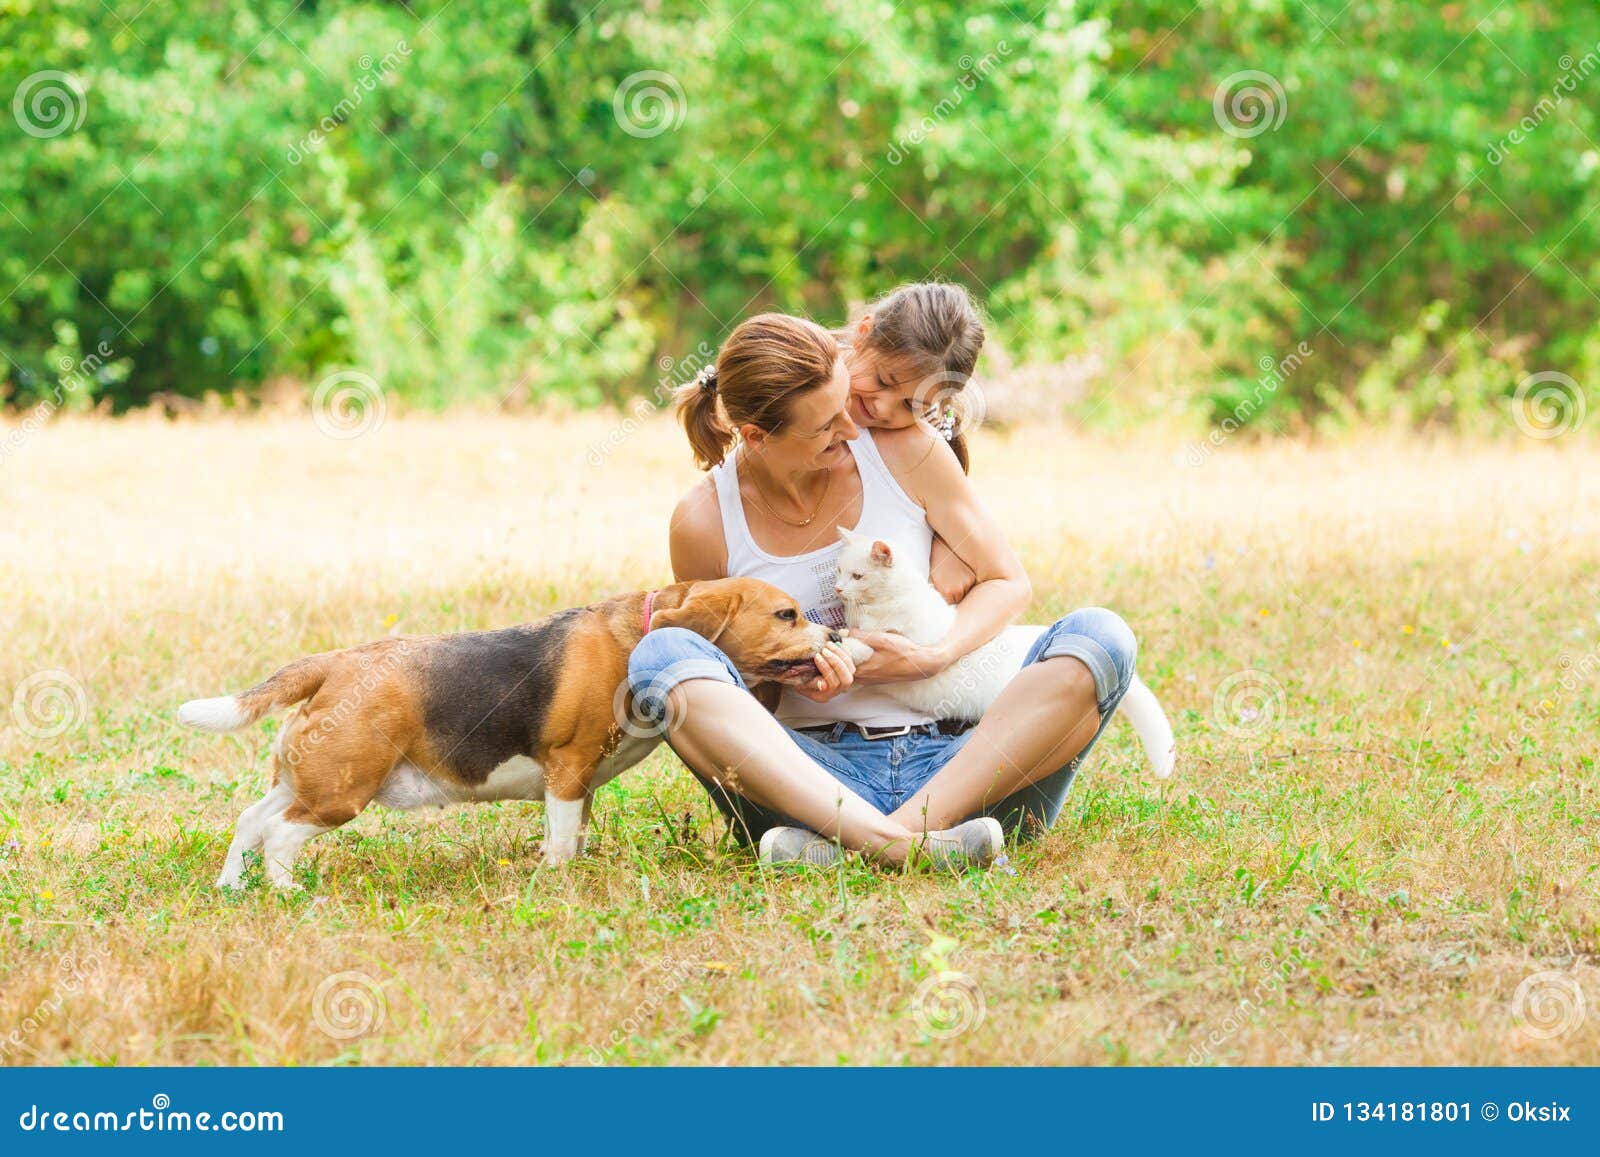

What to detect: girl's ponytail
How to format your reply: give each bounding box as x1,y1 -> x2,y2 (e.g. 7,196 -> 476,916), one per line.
947,428 -> 970,473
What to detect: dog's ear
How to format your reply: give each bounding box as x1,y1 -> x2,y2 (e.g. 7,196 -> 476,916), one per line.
871,539 -> 895,566
749,681 -> 783,714
651,586 -> 743,644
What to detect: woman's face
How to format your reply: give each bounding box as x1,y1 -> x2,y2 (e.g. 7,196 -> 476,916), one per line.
745,356 -> 859,470
845,344 -> 924,431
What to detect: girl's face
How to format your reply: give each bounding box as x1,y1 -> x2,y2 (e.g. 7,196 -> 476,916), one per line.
742,356 -> 859,470
845,345 -> 924,430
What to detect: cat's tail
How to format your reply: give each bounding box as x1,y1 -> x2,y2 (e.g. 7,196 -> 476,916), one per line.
1119,674 -> 1176,779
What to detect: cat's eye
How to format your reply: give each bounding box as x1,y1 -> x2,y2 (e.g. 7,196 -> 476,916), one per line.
851,572 -> 863,580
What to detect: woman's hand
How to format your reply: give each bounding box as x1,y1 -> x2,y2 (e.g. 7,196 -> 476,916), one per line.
790,640 -> 858,702
928,535 -> 977,604
847,629 -> 953,683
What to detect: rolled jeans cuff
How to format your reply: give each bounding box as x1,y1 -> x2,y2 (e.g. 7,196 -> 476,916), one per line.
1038,634 -> 1121,709
631,656 -> 741,725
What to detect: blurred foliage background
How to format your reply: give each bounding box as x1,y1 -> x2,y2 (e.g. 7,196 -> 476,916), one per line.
1,0 -> 1597,431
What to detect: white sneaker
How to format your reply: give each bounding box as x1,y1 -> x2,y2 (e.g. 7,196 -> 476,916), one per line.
758,826 -> 843,867
919,817 -> 1005,871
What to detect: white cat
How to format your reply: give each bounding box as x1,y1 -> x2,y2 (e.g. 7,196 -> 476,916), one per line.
833,529 -> 1176,778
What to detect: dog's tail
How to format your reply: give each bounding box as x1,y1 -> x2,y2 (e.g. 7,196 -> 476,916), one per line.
178,655 -> 333,733
1119,673 -> 1176,779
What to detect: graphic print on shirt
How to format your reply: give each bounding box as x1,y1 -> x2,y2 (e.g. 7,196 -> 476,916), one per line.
804,550 -> 848,630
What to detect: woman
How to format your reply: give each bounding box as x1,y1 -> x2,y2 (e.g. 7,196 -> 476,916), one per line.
627,286 -> 1138,868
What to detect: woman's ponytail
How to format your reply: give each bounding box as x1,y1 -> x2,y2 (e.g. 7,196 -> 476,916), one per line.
674,367 -> 733,470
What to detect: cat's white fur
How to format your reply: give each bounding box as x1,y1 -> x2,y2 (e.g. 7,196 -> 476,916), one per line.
834,531 -> 1031,721
833,529 -> 1176,778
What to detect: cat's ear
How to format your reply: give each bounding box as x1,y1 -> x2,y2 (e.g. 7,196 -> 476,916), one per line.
870,540 -> 895,566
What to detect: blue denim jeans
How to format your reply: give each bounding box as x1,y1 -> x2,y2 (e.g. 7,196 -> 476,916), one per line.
627,609 -> 1138,842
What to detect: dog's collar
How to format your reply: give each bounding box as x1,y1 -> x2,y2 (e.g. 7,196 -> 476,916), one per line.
641,589 -> 657,635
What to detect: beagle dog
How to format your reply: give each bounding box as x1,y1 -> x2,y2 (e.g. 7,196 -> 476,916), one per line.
178,578 -> 839,888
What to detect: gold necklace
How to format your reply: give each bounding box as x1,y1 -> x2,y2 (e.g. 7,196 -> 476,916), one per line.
743,452 -> 834,527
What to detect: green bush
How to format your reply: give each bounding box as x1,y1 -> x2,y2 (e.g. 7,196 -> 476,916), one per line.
1,1 -> 1595,430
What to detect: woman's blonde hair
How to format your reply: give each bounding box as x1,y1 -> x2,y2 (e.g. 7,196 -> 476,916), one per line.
674,313 -> 839,470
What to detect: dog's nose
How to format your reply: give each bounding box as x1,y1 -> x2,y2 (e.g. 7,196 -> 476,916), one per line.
826,629 -> 842,644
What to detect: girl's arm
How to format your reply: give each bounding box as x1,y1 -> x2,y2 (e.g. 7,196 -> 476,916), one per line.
851,426 -> 1031,683
929,535 -> 977,604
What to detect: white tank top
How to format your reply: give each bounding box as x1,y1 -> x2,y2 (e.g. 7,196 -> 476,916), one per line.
710,430 -> 936,728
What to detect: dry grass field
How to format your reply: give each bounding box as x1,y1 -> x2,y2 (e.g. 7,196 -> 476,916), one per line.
1,412 -> 1597,1065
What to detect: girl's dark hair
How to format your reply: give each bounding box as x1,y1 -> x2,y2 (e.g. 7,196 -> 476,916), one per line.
850,282 -> 985,472
674,313 -> 839,470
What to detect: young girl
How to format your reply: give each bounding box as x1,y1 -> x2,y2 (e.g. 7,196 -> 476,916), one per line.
835,282 -> 986,602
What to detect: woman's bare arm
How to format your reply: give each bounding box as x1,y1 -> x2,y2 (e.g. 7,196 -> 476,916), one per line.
668,478 -> 729,582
